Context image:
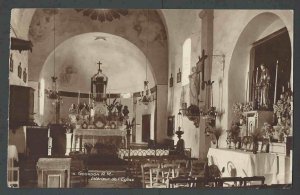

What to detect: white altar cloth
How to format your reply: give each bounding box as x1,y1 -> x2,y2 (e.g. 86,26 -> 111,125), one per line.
207,148 -> 277,184
72,129 -> 127,151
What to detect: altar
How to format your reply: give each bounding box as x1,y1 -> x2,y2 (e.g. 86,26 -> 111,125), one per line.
207,148 -> 278,185
71,128 -> 127,152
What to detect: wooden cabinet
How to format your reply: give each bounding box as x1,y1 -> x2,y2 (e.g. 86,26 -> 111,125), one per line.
9,85 -> 35,128
26,126 -> 48,157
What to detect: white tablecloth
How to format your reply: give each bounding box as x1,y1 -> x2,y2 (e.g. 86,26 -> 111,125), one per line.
8,145 -> 18,162
207,148 -> 277,184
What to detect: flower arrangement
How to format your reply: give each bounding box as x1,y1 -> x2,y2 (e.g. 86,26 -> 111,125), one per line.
273,92 -> 292,126
261,122 -> 274,140
251,128 -> 263,154
210,127 -> 223,148
226,122 -> 240,147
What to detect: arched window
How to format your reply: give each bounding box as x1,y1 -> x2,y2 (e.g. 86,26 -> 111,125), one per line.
182,38 -> 191,86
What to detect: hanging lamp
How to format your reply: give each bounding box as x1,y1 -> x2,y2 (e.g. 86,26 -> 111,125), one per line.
139,9 -> 152,105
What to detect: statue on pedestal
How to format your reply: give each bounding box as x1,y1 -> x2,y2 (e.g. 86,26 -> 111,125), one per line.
257,64 -> 271,109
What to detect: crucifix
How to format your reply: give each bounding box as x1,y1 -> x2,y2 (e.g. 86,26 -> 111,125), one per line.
197,49 -> 208,90
97,61 -> 102,72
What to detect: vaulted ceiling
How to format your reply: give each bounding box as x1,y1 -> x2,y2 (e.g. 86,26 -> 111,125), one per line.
26,9 -> 168,86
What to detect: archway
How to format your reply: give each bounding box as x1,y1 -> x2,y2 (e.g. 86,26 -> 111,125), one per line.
227,12 -> 292,128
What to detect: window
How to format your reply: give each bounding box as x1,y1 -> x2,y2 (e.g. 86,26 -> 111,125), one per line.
39,78 -> 45,115
182,38 -> 191,86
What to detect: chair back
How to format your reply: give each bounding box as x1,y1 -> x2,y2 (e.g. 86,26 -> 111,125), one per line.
149,167 -> 170,188
141,163 -> 160,188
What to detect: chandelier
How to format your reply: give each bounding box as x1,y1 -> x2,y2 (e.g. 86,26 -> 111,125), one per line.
74,9 -> 128,22
47,11 -> 61,102
139,9 -> 153,106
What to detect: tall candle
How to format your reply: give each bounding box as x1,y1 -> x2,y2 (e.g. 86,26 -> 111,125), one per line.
78,90 -> 80,105
274,61 -> 278,105
211,85 -> 213,107
245,71 -> 249,102
282,86 -> 284,93
255,67 -> 259,85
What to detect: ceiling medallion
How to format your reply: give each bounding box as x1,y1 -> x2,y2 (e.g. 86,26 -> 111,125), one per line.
75,9 -> 128,22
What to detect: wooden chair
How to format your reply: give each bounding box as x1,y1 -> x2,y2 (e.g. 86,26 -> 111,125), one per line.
215,177 -> 243,187
241,176 -> 265,186
149,167 -> 170,188
168,177 -> 197,188
189,160 -> 205,177
7,158 -> 19,188
141,163 -> 160,188
173,159 -> 188,169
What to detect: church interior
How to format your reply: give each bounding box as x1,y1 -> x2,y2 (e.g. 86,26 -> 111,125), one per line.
7,8 -> 293,188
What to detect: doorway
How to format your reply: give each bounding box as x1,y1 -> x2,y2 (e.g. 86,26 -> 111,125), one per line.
142,114 -> 151,142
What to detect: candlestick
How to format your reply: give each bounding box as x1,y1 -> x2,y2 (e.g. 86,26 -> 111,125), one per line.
274,61 -> 278,105
282,86 -> 284,93
211,86 -> 213,107
78,90 -> 80,105
246,71 -> 249,102
255,67 -> 259,85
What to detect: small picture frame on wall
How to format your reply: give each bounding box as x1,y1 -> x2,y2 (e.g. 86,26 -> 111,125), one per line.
177,68 -> 181,83
18,62 -> 22,78
167,115 -> 175,136
169,74 -> 173,87
9,54 -> 13,72
23,68 -> 27,83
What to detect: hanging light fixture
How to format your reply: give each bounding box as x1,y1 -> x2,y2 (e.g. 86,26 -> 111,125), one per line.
47,10 -> 61,101
139,9 -> 152,105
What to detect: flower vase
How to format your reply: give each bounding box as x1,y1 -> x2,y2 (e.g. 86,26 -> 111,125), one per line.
253,141 -> 258,154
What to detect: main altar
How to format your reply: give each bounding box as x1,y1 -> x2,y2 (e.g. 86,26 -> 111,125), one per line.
67,61 -> 130,154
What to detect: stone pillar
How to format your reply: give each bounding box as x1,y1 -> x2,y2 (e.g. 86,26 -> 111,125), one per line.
198,10 -> 214,160
155,84 -> 168,143
199,9 -> 214,108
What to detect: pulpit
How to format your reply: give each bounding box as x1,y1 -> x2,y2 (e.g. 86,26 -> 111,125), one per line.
36,158 -> 71,188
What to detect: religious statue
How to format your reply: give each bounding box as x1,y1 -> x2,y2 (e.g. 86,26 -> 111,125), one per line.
257,64 -> 271,109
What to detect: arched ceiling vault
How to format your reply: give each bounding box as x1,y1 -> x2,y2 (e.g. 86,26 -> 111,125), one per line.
25,9 -> 168,84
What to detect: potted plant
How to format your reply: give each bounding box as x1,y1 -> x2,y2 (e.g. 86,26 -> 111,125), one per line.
232,102 -> 245,125
212,127 -> 222,148
226,122 -> 240,149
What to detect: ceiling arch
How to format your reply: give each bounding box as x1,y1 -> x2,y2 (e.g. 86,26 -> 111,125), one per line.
27,9 -> 168,84
40,32 -> 155,93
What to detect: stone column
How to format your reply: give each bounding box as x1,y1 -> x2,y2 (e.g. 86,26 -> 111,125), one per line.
198,9 -> 214,160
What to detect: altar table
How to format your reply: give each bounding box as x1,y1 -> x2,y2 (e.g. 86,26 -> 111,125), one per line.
207,148 -> 277,185
72,129 -> 127,151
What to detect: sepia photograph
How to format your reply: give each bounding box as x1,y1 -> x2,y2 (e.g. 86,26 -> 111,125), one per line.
7,8 -> 293,189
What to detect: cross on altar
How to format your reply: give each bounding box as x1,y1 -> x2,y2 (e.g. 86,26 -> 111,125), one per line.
97,61 -> 102,72
196,49 -> 208,90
